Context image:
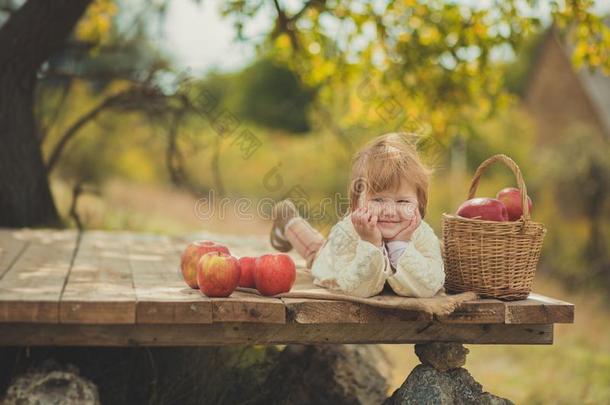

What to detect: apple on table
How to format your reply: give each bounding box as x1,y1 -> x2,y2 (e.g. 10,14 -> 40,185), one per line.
237,256 -> 257,288
197,251 -> 241,297
255,254 -> 296,296
180,240 -> 230,289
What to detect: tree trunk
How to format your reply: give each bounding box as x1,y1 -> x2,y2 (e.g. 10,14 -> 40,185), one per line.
0,0 -> 92,227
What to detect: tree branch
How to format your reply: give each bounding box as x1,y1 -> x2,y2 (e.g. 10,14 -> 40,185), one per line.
271,0 -> 299,50
165,109 -> 186,186
38,79 -> 73,143
0,0 -> 93,71
290,0 -> 326,22
163,96 -> 211,197
45,90 -> 130,173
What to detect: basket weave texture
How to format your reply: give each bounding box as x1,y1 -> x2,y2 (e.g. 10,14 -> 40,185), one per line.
442,154 -> 547,300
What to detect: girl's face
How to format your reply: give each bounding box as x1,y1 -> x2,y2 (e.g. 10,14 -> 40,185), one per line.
364,180 -> 419,240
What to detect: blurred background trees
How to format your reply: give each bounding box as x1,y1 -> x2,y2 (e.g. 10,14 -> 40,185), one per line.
1,0 -> 609,292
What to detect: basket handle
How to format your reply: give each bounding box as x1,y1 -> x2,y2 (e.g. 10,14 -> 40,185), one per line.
467,154 -> 530,221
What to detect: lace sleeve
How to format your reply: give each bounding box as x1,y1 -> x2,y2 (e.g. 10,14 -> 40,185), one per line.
311,216 -> 391,298
385,221 -> 445,297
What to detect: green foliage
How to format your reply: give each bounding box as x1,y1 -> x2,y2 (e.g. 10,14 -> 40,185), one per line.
465,109 -> 534,174
45,0 -> 170,94
222,0 -> 608,145
232,59 -> 315,133
539,126 -> 610,218
552,0 -> 610,73
537,126 -> 610,289
199,59 -> 315,133
502,31 -> 547,96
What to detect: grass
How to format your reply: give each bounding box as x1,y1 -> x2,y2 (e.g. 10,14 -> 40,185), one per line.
51,177 -> 270,236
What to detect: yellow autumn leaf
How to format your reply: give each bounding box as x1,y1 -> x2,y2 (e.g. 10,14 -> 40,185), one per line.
75,0 -> 118,48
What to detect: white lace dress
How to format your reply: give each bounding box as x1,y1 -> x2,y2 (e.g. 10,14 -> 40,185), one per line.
311,213 -> 445,298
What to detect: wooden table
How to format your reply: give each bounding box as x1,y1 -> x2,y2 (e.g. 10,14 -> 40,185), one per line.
0,229 -> 574,347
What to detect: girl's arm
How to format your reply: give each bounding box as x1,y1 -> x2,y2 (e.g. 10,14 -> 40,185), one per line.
311,219 -> 393,298
385,221 -> 445,298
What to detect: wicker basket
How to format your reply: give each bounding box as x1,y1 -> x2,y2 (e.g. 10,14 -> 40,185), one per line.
442,154 -> 547,300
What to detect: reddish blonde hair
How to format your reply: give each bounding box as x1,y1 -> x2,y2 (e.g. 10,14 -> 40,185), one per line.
348,133 -> 432,218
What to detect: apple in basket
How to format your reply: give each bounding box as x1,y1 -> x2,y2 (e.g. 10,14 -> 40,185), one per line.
496,187 -> 533,221
197,251 -> 241,297
237,256 -> 257,288
255,254 -> 296,296
457,197 -> 509,221
180,241 -> 230,289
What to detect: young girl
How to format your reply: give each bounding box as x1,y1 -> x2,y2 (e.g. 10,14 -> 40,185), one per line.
269,133 -> 445,298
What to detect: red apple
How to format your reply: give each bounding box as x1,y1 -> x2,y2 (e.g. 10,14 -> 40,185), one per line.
496,187 -> 533,221
237,256 -> 257,288
197,251 -> 241,297
255,254 -> 296,296
457,198 -> 509,221
180,241 -> 230,289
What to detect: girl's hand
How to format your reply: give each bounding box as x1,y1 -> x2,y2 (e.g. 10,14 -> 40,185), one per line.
386,203 -> 421,242
351,206 -> 383,247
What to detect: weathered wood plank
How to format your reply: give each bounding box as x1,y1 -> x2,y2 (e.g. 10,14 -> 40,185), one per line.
281,297 -> 431,323
0,230 -> 78,322
129,235 -> 213,324
0,229 -> 30,280
0,322 -> 553,346
278,288 -> 574,325
528,293 -> 575,307
505,293 -> 575,324
212,291 -> 286,324
436,298 -> 506,324
60,231 -> 136,324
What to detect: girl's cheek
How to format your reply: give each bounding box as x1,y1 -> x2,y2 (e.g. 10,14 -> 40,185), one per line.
401,203 -> 417,219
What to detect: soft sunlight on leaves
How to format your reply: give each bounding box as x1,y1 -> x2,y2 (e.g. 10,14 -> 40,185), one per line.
75,0 -> 118,50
